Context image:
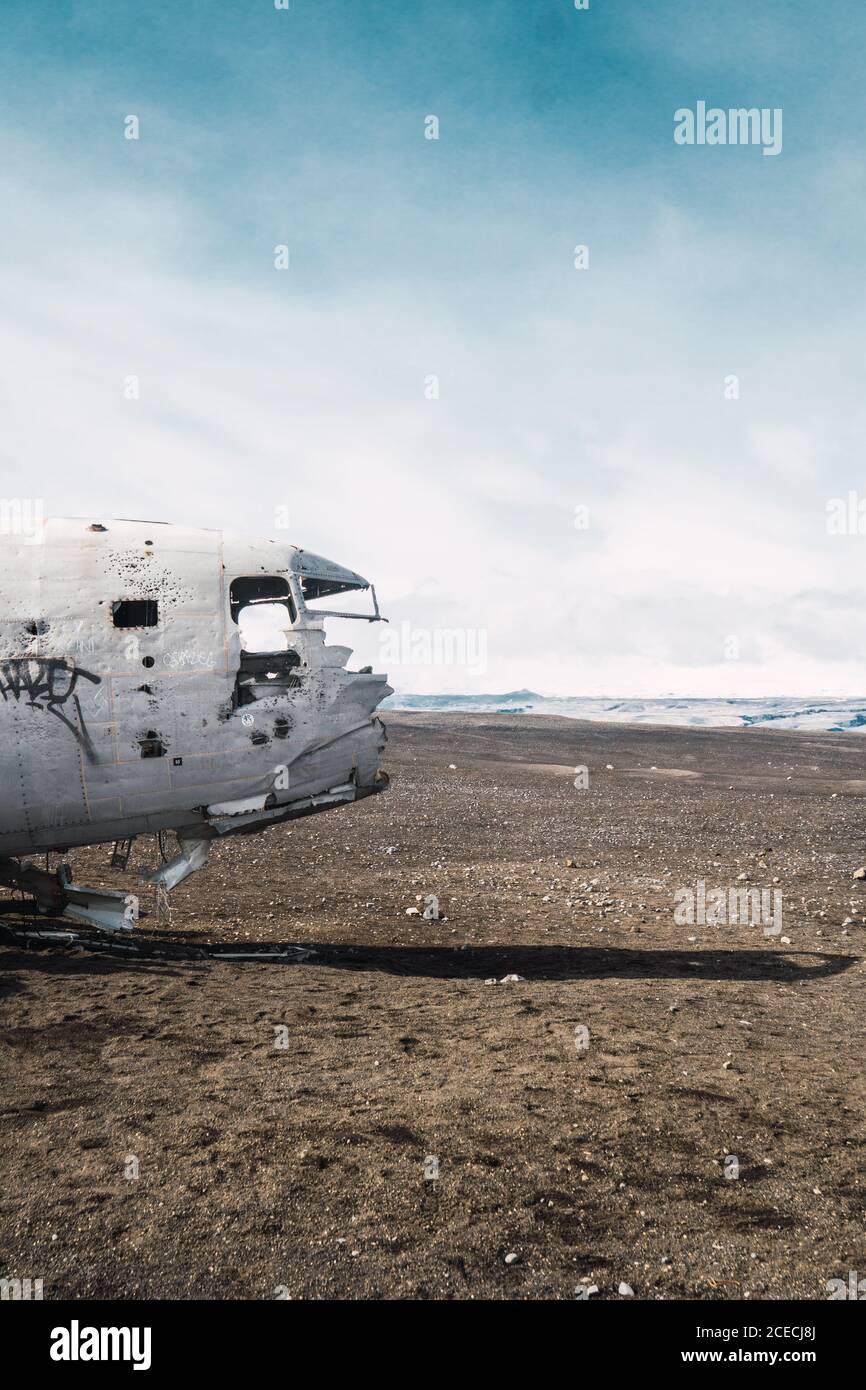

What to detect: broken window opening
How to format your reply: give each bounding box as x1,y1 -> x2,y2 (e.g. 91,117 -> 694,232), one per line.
229,576 -> 296,627
237,602 -> 294,654
233,649 -> 302,708
299,580 -> 384,623
300,574 -> 367,602
113,599 -> 159,628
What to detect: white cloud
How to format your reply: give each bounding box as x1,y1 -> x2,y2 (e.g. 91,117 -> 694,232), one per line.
1,130 -> 865,699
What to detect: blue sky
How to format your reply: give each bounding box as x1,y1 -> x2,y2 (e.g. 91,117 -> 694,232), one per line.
2,1 -> 866,694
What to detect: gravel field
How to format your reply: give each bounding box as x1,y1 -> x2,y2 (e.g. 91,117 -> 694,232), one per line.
1,712 -> 865,1301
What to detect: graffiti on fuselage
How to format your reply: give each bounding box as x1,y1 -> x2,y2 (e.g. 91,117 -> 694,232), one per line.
0,658 -> 102,762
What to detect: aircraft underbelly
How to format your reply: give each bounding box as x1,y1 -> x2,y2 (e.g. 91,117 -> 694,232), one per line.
0,667 -> 388,855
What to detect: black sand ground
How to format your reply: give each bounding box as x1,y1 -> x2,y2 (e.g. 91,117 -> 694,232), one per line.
1,713 -> 865,1300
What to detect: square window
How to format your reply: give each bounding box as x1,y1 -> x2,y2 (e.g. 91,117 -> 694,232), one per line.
112,599 -> 158,628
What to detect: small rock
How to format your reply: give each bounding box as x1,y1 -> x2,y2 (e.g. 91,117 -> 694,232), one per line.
500,974 -> 526,984
618,1282 -> 635,1296
505,1252 -> 519,1265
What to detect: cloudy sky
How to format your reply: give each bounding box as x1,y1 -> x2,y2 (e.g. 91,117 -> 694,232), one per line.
2,0 -> 865,696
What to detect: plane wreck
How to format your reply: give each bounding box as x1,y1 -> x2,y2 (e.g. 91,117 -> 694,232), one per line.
0,518 -> 391,930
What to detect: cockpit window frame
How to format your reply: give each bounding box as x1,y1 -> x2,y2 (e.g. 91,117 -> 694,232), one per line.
229,576 -> 297,627
289,572 -> 385,623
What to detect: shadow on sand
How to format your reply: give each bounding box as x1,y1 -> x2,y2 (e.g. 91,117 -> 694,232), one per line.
307,942 -> 857,983
1,933 -> 856,984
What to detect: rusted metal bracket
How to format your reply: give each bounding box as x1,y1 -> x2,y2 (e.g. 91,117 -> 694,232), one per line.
111,837 -> 135,870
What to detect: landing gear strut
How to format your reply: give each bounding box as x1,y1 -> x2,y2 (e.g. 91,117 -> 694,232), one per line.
0,857 -> 139,932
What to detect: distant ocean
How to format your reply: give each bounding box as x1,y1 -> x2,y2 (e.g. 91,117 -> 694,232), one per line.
383,690 -> 866,732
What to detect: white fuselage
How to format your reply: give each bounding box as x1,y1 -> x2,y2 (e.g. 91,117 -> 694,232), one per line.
0,518 -> 391,857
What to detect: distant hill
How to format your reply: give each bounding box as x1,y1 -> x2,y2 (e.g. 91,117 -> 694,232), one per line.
381,692 -> 866,731
383,689 -> 542,708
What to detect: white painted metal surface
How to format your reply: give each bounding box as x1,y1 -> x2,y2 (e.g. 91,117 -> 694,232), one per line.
0,518 -> 391,924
